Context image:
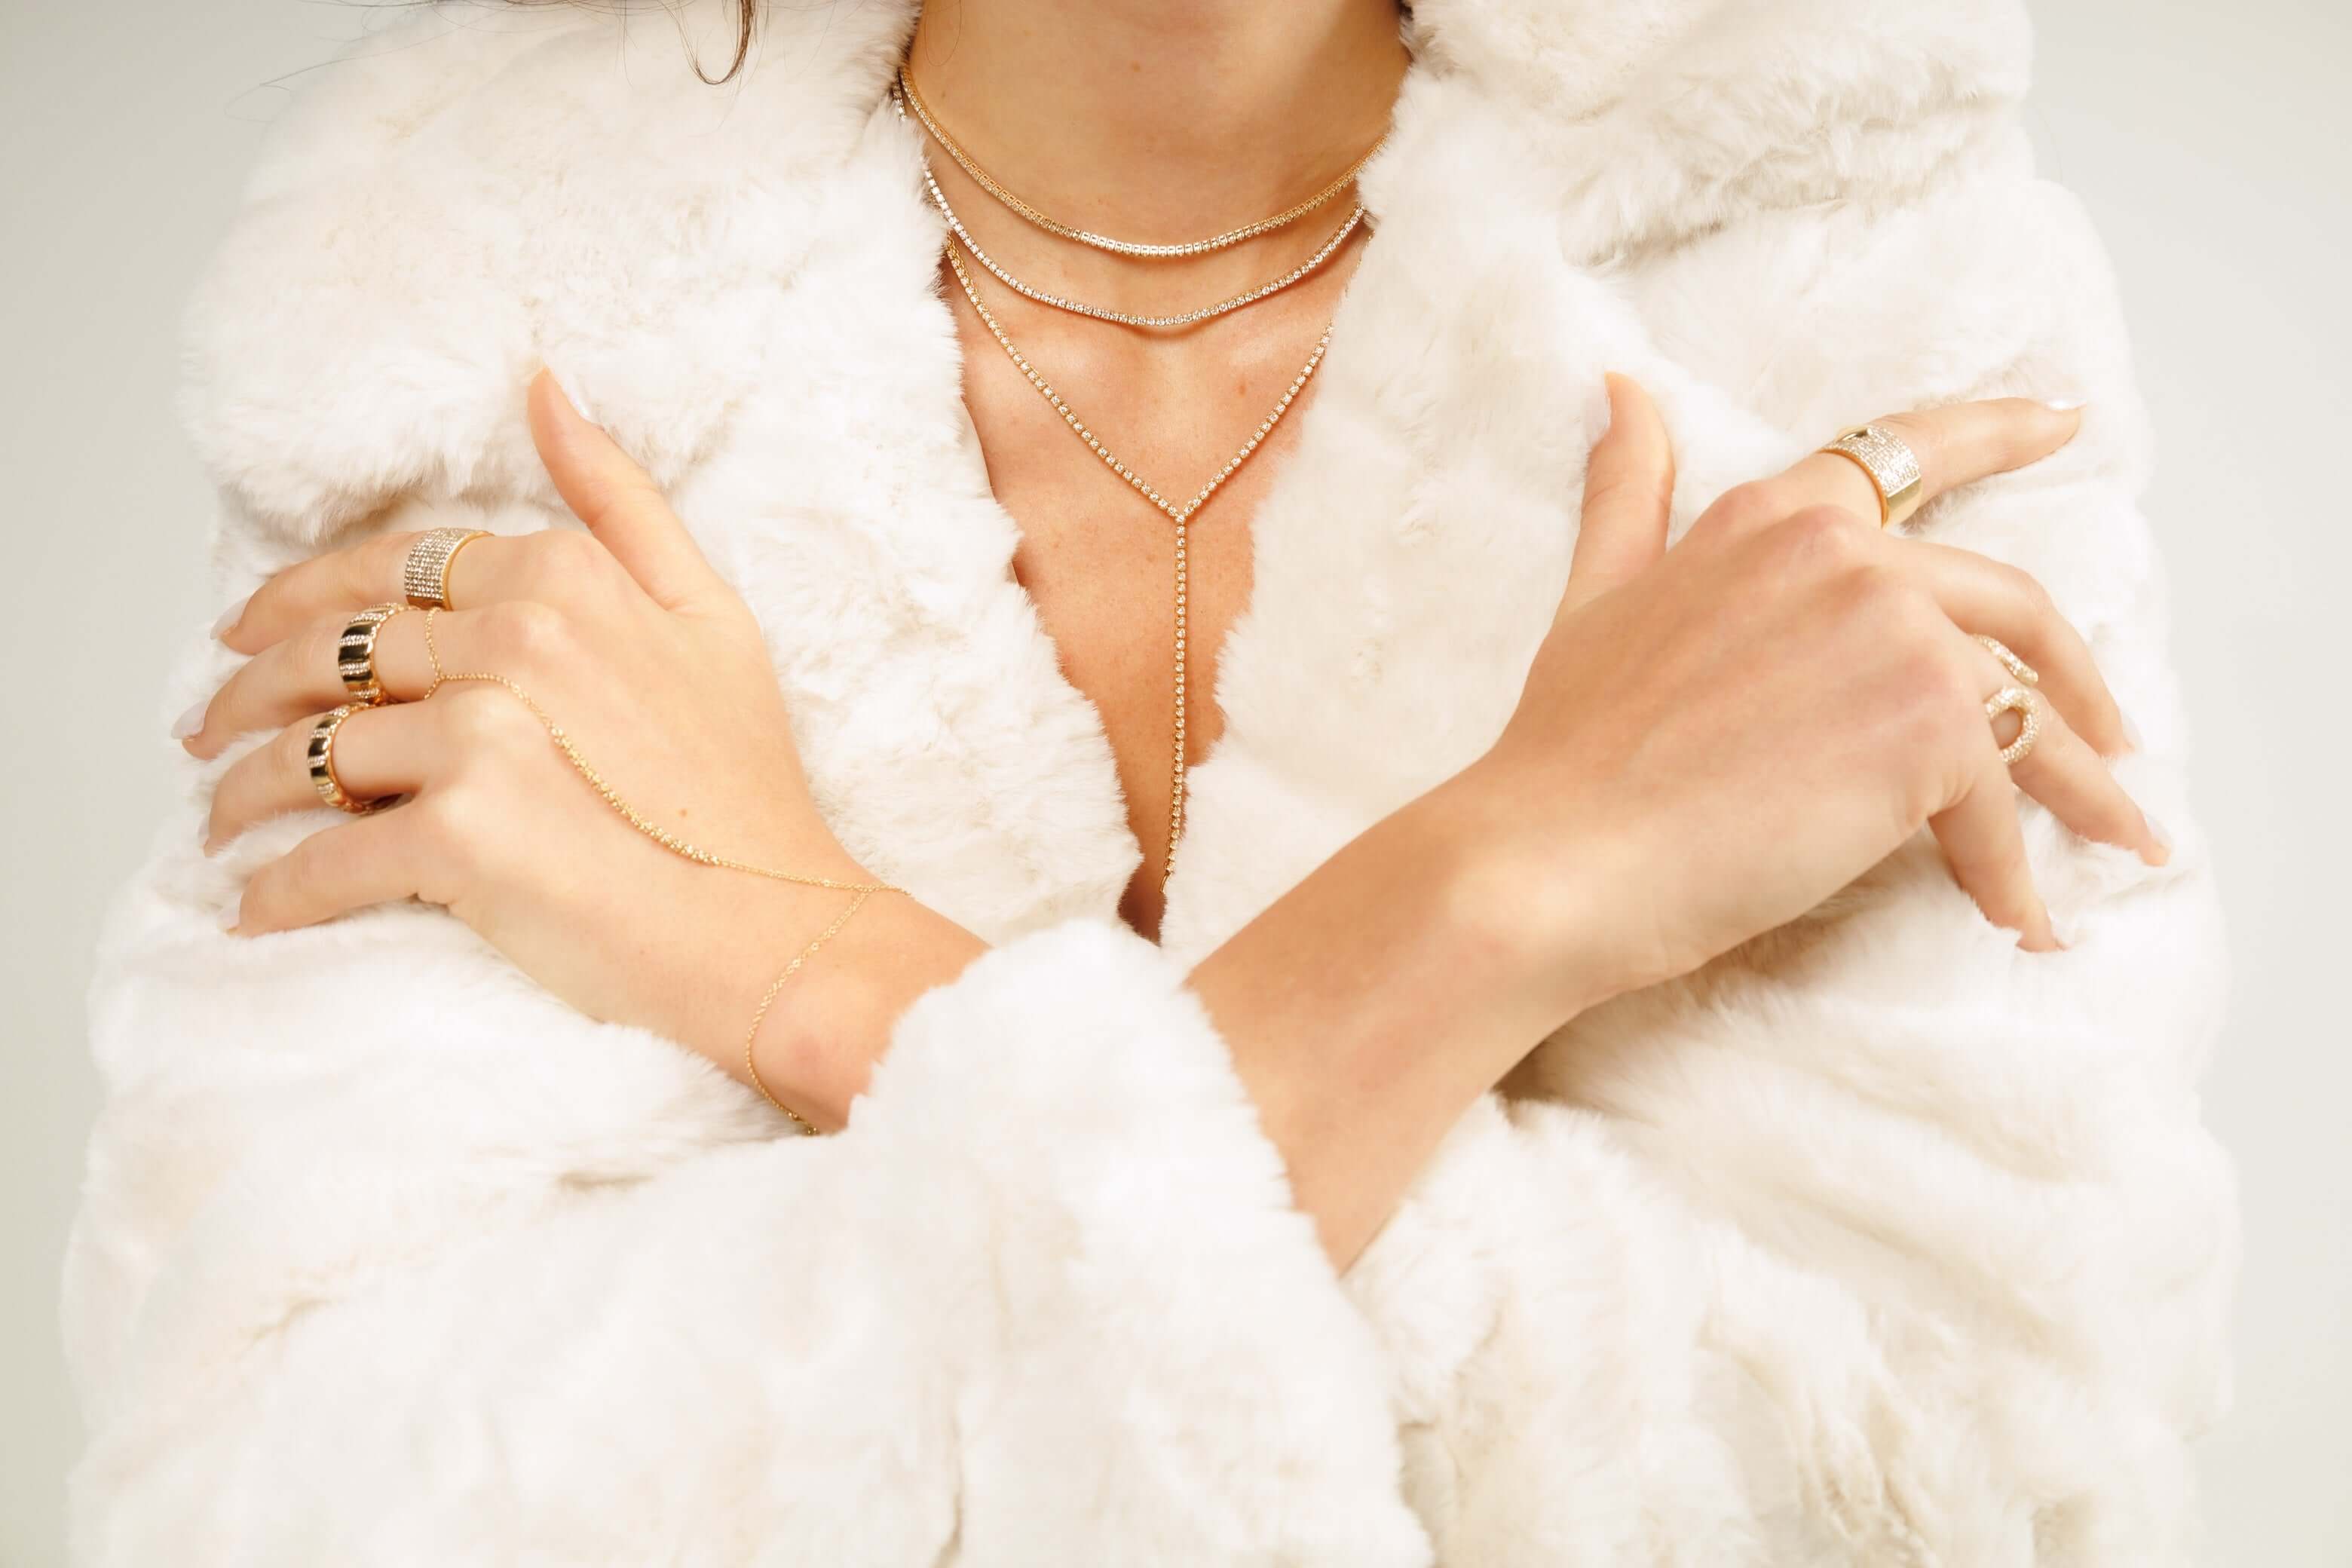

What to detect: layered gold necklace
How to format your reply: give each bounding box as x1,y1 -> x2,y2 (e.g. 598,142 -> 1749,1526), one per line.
893,68 -> 1377,875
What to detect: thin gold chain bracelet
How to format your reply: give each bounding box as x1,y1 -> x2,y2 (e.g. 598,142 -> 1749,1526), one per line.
421,608 -> 897,1132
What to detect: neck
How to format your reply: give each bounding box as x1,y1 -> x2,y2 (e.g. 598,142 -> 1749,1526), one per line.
905,0 -> 1410,250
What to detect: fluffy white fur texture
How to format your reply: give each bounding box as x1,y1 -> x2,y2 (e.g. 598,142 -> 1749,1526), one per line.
67,1 -> 2237,1562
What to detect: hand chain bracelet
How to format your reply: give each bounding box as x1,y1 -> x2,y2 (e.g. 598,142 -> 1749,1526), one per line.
422,608 -> 897,1135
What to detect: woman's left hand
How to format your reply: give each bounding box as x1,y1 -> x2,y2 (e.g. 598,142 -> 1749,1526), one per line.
183,369 -> 892,1083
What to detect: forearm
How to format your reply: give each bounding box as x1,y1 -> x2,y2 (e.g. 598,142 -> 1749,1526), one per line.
1190,766 -> 1570,1266
757,767 -> 1566,1261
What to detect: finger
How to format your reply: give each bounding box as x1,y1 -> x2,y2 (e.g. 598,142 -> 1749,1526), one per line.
1903,540 -> 2131,756
1560,373 -> 1676,614
192,606 -> 411,760
1929,749 -> 2058,952
231,811 -> 431,936
222,531 -> 424,654
528,368 -> 727,611
207,702 -> 442,853
1735,397 -> 2085,536
2001,687 -> 2169,866
188,601 -> 589,761
227,525 -> 634,657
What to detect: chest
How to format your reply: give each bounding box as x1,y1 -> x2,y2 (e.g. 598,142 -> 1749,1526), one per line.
948,273 -> 1338,939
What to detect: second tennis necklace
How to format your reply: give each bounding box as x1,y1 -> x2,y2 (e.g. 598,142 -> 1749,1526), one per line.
895,83 -> 1354,874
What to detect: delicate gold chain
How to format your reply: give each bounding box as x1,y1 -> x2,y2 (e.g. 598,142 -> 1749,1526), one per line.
743,887 -> 874,1137
420,609 -> 893,894
938,245 -> 1334,873
420,608 -> 891,1132
899,86 -> 1364,330
899,66 -> 1380,260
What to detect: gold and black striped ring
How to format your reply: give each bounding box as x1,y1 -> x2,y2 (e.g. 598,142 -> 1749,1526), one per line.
337,603 -> 406,706
307,704 -> 384,814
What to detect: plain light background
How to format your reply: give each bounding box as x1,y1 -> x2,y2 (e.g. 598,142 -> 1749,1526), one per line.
2,2 -> 2344,1563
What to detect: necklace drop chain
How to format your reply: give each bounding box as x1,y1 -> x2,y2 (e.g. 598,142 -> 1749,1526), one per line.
896,80 -> 1351,877
940,239 -> 1334,873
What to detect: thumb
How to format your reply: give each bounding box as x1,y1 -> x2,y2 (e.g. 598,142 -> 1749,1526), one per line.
527,367 -> 725,609
1559,373 -> 1674,615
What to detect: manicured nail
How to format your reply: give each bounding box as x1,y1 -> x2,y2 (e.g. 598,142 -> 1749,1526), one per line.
2143,813 -> 2173,866
1584,376 -> 1616,448
211,593 -> 250,639
2118,711 -> 2144,754
218,895 -> 242,934
544,363 -> 602,429
2044,398 -> 2089,413
170,700 -> 206,741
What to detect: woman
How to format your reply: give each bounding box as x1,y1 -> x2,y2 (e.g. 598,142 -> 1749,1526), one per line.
66,0 -> 2234,1560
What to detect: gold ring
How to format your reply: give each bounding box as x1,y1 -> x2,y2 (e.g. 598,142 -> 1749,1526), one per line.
403,527 -> 490,610
307,704 -> 384,813
337,603 -> 406,705
1975,633 -> 2040,687
1820,425 -> 1925,528
1985,685 -> 2041,768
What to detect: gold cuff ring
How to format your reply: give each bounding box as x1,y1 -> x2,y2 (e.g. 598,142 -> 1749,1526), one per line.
403,527 -> 490,610
1820,424 -> 1925,528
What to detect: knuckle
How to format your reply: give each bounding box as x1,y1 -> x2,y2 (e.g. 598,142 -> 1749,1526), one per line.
524,528 -> 609,596
2003,561 -> 2058,618
436,681 -> 538,758
406,790 -> 481,871
1777,504 -> 1870,574
482,599 -> 573,667
1706,480 -> 1781,534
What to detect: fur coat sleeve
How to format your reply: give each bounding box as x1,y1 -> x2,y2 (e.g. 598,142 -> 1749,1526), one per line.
65,3 -> 2236,1564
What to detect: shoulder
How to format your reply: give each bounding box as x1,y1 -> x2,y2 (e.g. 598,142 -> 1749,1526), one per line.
228,2 -> 908,202
1410,0 -> 2036,257
182,0 -> 916,538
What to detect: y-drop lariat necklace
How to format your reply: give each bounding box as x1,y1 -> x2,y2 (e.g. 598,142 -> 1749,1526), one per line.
894,75 -> 1372,874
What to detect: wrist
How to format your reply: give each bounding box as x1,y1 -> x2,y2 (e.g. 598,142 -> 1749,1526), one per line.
746,881 -> 988,1131
1414,758 -> 1620,1024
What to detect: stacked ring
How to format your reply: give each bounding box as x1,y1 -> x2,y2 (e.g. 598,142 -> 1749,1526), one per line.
308,704 -> 384,814
403,527 -> 491,610
338,603 -> 406,705
1975,633 -> 2040,687
1984,685 -> 2042,767
1820,424 -> 1925,528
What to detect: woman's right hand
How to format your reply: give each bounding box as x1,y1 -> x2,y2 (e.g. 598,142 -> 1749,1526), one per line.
1466,376 -> 2164,1011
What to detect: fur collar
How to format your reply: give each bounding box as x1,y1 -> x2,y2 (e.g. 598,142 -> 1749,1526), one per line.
180,0 -> 2032,959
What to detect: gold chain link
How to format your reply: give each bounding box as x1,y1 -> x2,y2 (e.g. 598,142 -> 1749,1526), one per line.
421,607 -> 886,1133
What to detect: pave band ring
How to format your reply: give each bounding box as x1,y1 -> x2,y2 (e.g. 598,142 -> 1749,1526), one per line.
1820,424 -> 1925,528
338,603 -> 406,705
1985,685 -> 2041,768
308,704 -> 384,813
403,527 -> 491,610
1975,633 -> 2040,687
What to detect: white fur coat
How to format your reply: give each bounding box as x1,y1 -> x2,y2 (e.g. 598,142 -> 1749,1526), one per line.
66,1 -> 2237,1562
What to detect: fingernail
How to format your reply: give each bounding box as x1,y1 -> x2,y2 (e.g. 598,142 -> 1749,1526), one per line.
218,895 -> 241,934
170,700 -> 206,741
544,363 -> 602,429
2143,813 -> 2173,867
1584,375 -> 1616,448
2044,397 -> 2089,413
2119,711 -> 2145,753
211,593 -> 250,639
